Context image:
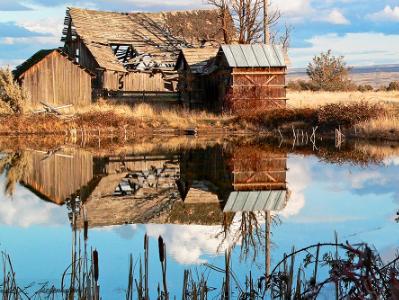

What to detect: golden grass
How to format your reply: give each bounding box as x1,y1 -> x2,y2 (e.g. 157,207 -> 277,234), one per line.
288,90 -> 399,108
38,101 -> 234,130
0,102 -> 240,135
355,115 -> 399,140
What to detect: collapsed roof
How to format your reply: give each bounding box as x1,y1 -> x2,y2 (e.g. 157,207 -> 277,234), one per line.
63,7 -> 234,72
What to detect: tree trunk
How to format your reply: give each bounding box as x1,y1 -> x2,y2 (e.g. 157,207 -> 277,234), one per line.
263,0 -> 270,44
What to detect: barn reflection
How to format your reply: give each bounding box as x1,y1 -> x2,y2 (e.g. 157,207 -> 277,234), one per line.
2,145 -> 290,231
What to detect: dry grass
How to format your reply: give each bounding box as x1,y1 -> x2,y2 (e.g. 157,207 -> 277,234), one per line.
56,101 -> 232,130
0,67 -> 27,114
355,115 -> 399,140
0,102 -> 239,135
288,90 -> 399,108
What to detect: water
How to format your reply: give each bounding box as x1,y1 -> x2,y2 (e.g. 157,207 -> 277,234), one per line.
0,138 -> 398,299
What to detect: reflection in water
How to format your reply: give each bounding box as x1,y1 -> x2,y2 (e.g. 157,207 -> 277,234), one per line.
1,140 -> 399,298
0,151 -> 29,196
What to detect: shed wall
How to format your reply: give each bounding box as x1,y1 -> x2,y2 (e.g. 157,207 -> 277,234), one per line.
228,67 -> 287,112
103,71 -> 167,92
20,51 -> 92,106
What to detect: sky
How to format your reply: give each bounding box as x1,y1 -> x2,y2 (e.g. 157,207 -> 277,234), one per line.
0,0 -> 398,69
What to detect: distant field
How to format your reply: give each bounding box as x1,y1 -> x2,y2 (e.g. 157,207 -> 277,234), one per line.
287,90 -> 399,108
288,65 -> 399,87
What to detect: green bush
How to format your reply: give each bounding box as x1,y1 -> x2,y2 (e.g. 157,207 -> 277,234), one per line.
307,50 -> 353,91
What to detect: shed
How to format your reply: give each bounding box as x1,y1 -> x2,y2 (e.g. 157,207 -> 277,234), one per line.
62,8 -> 234,96
175,48 -> 219,108
14,49 -> 93,106
213,44 -> 287,112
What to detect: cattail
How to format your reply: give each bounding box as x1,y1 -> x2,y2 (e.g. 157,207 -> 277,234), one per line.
158,236 -> 165,263
84,221 -> 89,241
144,234 -> 148,250
93,249 -> 99,282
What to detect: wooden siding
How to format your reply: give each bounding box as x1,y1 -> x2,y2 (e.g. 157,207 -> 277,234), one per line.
20,51 -> 92,106
103,71 -> 167,91
228,67 -> 287,112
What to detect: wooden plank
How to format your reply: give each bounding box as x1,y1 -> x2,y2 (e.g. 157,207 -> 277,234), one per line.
232,71 -> 287,75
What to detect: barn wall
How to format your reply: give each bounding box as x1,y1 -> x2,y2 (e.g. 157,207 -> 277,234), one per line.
103,71 -> 166,92
178,70 -> 219,110
21,51 -> 92,106
229,67 -> 287,111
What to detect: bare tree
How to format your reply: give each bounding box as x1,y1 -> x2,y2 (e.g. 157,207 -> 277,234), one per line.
209,0 -> 283,44
208,0 -> 232,44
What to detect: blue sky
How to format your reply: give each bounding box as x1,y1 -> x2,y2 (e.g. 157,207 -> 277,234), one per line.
0,0 -> 398,68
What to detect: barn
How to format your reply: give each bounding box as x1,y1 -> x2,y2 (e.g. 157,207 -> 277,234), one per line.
213,44 -> 287,112
14,49 -> 93,107
176,44 -> 288,112
175,48 -> 219,109
62,7 -> 234,101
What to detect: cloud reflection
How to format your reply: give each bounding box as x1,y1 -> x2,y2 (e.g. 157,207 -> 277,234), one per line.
0,176 -> 67,227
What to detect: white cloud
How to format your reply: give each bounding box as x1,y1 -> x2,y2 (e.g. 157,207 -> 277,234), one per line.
349,171 -> 387,189
271,0 -> 313,23
0,36 -> 60,45
0,59 -> 24,69
145,224 -> 232,264
290,32 -> 399,67
325,9 -> 350,25
0,178 -> 68,227
369,5 -> 399,22
279,156 -> 310,218
383,156 -> 399,166
17,17 -> 64,36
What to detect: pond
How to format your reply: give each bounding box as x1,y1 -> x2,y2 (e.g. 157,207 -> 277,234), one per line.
0,138 -> 398,299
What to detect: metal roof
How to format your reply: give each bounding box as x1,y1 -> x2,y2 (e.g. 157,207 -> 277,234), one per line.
223,190 -> 287,212
221,44 -> 286,68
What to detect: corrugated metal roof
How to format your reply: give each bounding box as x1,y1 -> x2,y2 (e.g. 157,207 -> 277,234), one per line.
220,44 -> 286,68
223,190 -> 287,212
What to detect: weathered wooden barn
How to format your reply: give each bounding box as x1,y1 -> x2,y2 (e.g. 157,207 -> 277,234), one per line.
214,44 -> 288,112
177,44 -> 288,112
14,49 -> 93,106
175,48 -> 219,108
62,7 -> 233,99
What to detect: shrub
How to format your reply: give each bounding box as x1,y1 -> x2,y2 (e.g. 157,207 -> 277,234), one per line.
0,68 -> 27,114
287,80 -> 320,91
357,84 -> 374,92
317,102 -> 384,128
237,102 -> 385,129
387,81 -> 399,91
307,50 -> 352,91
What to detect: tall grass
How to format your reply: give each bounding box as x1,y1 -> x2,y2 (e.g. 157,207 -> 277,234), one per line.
0,68 -> 27,114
